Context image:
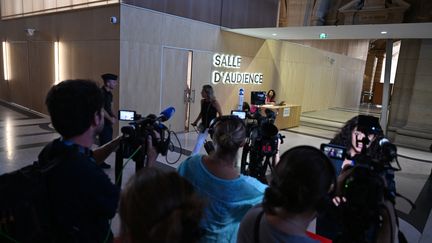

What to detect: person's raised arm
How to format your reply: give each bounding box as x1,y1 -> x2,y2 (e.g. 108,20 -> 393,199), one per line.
93,135 -> 122,165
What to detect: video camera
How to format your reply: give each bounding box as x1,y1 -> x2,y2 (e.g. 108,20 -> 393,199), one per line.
330,115 -> 403,243
118,107 -> 175,160
240,108 -> 284,184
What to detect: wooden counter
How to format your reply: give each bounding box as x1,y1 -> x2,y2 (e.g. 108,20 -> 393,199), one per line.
259,104 -> 301,129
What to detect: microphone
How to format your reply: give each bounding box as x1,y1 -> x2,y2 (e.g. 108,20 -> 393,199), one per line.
157,107 -> 175,122
379,138 -> 390,146
379,138 -> 398,162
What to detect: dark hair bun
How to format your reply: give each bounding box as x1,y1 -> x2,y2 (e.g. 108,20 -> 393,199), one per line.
263,146 -> 335,214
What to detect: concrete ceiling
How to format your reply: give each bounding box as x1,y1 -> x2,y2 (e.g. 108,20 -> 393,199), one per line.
223,22 -> 432,40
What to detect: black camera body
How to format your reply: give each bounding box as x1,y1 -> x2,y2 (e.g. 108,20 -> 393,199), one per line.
119,110 -> 171,160
245,109 -> 280,156
241,108 -> 284,183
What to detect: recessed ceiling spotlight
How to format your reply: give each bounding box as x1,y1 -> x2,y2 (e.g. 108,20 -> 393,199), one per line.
381,31 -> 388,34
272,33 -> 277,36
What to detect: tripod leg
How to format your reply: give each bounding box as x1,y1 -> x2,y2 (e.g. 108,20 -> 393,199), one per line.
115,149 -> 123,187
240,144 -> 250,174
260,156 -> 270,184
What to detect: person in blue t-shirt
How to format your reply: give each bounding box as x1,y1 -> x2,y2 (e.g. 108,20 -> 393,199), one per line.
178,115 -> 267,243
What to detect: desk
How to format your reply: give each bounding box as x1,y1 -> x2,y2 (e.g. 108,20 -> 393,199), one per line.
259,104 -> 301,129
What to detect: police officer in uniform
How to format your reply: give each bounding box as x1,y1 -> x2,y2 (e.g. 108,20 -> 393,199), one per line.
99,73 -> 118,169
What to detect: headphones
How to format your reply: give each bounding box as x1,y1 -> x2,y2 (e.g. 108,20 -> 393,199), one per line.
207,115 -> 246,139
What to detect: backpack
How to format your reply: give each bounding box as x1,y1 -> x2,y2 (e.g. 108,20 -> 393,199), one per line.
0,160 -> 58,243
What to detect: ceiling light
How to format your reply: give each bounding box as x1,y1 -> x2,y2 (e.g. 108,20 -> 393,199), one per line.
272,33 -> 277,36
381,31 -> 388,34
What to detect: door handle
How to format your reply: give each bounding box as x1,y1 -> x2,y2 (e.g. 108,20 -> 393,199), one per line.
191,89 -> 195,103
184,89 -> 189,103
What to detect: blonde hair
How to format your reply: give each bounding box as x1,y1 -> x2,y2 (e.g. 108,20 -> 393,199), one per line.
213,118 -> 246,155
202,85 -> 215,101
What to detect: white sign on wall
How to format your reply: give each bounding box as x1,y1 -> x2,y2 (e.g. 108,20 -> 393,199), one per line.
211,53 -> 263,85
283,107 -> 291,117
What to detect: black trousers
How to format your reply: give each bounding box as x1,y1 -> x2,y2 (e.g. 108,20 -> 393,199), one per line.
99,123 -> 113,146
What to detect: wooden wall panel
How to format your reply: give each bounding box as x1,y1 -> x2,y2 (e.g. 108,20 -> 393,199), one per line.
120,5 -> 366,121
122,0 -> 279,28
261,40 -> 365,112
22,0 -> 33,13
0,5 -> 120,114
28,42 -> 55,114
119,41 -> 162,117
279,0 -> 311,26
403,0 -> 432,23
122,0 -> 221,25
8,42 -> 30,108
1,0 -> 119,18
220,0 -> 279,28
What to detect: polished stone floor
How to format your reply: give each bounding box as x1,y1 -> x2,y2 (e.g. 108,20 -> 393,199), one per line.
1,100 -> 431,242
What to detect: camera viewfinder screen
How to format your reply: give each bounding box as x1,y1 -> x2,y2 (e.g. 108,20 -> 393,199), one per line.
320,144 -> 346,160
231,110 -> 246,119
119,110 -> 135,121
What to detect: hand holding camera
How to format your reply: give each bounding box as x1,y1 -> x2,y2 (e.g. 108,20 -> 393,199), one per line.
145,134 -> 159,167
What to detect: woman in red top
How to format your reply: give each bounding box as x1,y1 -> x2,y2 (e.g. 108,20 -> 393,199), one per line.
266,89 -> 276,104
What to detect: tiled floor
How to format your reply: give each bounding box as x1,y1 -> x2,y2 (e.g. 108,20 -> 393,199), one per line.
1,100 -> 431,242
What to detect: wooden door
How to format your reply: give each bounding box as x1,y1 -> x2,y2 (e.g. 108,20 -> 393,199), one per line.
161,47 -> 190,132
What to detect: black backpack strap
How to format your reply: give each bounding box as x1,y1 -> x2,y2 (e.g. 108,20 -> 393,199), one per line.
253,210 -> 264,243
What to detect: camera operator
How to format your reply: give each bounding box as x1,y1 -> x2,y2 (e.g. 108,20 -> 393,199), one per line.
316,115 -> 398,242
178,115 -> 267,242
42,79 -> 123,242
331,115 -> 382,168
330,115 -> 396,197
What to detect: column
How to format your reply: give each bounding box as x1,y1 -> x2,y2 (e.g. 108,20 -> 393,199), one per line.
388,39 -> 432,151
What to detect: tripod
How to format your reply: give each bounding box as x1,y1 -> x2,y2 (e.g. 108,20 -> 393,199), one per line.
115,140 -> 149,187
241,141 -> 277,184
